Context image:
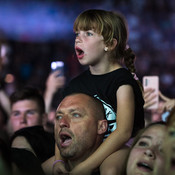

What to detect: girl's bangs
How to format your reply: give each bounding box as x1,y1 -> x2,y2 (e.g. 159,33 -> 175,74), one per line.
74,15 -> 102,34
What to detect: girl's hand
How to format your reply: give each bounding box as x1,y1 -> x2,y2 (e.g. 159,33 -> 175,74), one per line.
52,161 -> 69,175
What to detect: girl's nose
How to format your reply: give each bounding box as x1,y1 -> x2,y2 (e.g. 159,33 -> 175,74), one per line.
144,149 -> 155,159
75,33 -> 83,44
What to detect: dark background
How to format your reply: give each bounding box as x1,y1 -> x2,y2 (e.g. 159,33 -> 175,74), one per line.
0,0 -> 174,98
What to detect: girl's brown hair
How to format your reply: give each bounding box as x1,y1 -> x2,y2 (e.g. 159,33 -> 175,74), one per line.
74,9 -> 142,90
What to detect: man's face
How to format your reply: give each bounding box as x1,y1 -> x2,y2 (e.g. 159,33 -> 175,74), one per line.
55,94 -> 99,161
163,122 -> 175,175
10,99 -> 43,132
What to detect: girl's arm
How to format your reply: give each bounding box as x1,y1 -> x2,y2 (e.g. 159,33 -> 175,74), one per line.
53,144 -> 68,174
71,85 -> 135,173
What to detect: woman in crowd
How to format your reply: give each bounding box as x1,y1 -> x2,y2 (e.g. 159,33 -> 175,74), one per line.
124,121 -> 166,175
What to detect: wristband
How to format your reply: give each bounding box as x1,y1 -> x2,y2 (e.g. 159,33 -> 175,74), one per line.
53,160 -> 65,167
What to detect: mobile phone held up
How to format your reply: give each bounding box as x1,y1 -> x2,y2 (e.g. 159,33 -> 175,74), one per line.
51,61 -> 64,76
143,76 -> 159,110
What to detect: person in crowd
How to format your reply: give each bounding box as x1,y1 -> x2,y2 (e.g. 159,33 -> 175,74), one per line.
10,126 -> 54,175
124,121 -> 166,175
0,40 -> 11,116
162,106 -> 175,175
8,86 -> 47,135
143,88 -> 157,110
44,70 -> 66,114
159,91 -> 175,113
8,87 -> 55,175
44,70 -> 66,133
54,9 -> 145,175
143,88 -> 175,124
42,93 -> 108,175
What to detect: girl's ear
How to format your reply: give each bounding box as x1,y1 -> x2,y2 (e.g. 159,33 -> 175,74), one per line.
97,120 -> 108,135
109,38 -> 117,51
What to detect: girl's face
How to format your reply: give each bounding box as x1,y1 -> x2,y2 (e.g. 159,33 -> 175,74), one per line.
127,125 -> 165,175
74,30 -> 106,66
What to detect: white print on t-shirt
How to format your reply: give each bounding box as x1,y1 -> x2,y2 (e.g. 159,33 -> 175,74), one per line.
94,95 -> 116,137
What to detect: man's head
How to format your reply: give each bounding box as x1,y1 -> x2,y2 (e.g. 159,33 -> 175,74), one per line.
9,87 -> 46,133
54,93 -> 107,166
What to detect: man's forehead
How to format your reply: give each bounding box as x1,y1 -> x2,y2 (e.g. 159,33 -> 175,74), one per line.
62,94 -> 90,104
57,94 -> 92,111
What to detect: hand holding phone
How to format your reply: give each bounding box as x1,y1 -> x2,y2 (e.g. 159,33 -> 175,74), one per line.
51,61 -> 64,76
143,76 -> 159,110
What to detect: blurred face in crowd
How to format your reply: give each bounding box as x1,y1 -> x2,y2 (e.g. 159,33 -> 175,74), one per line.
163,122 -> 175,175
54,93 -> 107,163
10,99 -> 43,132
127,124 -> 166,175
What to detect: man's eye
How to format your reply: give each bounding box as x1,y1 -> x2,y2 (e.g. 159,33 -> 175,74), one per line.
27,111 -> 35,115
12,112 -> 20,117
72,113 -> 81,118
56,115 -> 62,120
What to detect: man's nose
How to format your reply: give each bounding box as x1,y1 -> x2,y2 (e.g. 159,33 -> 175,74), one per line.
144,149 -> 155,159
59,116 -> 70,128
20,114 -> 27,123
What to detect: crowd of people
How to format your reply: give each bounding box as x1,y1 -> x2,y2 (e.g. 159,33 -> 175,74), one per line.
0,6 -> 175,175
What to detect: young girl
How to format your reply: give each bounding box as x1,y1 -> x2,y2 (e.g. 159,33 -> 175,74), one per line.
54,9 -> 145,175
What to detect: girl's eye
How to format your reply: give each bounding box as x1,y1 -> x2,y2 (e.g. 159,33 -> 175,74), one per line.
75,32 -> 79,37
86,31 -> 93,36
137,141 -> 148,147
169,130 -> 175,137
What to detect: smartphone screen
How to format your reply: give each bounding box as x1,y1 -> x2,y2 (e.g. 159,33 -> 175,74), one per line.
143,76 -> 159,110
51,61 -> 64,76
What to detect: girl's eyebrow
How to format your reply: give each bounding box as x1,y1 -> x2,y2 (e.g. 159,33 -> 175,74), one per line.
140,135 -> 152,140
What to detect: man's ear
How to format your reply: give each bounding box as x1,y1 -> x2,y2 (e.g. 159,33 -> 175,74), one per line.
108,38 -> 117,51
97,120 -> 108,135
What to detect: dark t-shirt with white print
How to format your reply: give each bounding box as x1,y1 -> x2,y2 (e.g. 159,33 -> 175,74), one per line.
63,68 -> 145,138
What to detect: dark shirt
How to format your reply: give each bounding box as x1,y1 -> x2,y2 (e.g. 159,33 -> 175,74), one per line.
63,68 -> 145,137
10,125 -> 55,163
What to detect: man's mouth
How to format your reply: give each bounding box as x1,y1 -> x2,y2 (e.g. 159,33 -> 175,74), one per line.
59,132 -> 72,147
75,47 -> 84,59
137,162 -> 153,172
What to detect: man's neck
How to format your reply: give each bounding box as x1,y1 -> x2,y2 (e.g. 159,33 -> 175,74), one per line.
66,157 -> 85,171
